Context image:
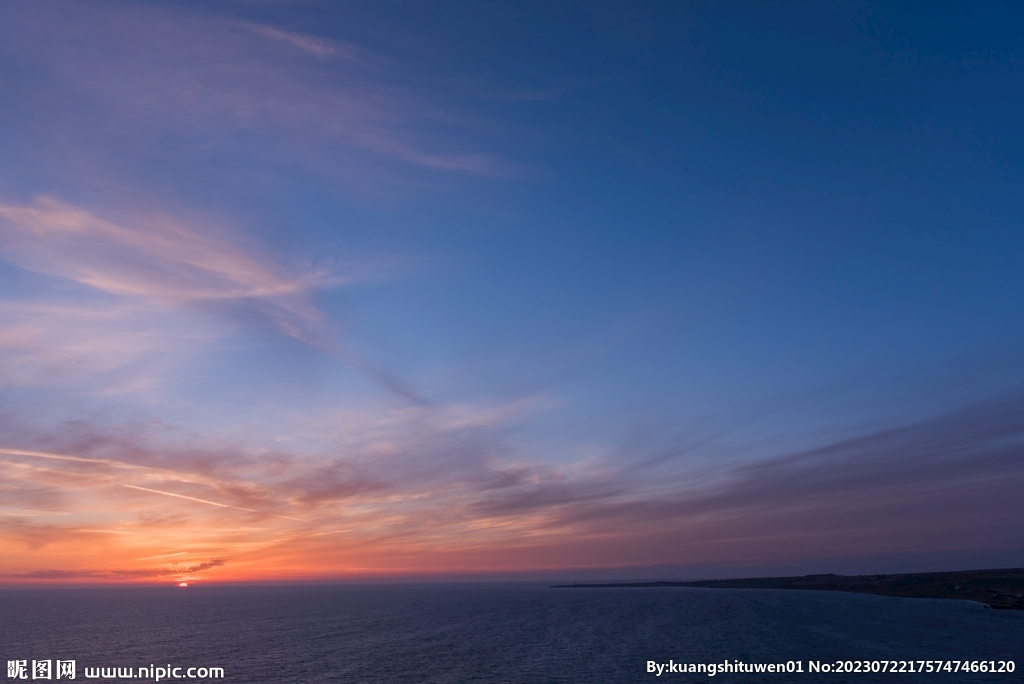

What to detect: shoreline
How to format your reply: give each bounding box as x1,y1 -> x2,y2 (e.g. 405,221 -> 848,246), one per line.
552,568 -> 1024,610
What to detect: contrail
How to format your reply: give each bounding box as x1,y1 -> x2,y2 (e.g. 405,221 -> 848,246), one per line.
0,447 -> 125,466
2,448 -> 308,521
134,551 -> 188,561
122,484 -> 308,522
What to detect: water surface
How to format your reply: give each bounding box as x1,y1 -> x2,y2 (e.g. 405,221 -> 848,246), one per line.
1,584 -> 1021,683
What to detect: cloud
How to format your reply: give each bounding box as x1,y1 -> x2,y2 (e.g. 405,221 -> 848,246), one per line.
0,1 -> 508,178
3,390 -> 1024,579
0,195 -> 411,380
492,393 -> 1024,566
0,1 -> 511,410
0,197 -> 329,333
0,195 -> 358,399
0,392 -> 562,578
0,299 -> 220,393
122,484 -> 308,522
243,23 -> 355,59
13,559 -> 225,580
4,369 -> 1024,580
0,194 -> 427,402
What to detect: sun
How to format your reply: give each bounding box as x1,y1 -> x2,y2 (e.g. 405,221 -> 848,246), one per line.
178,582 -> 188,587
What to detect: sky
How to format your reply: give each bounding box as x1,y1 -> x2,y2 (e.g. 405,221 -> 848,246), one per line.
1,0 -> 1023,584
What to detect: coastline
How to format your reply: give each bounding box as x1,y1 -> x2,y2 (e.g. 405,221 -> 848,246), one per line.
552,568 -> 1024,610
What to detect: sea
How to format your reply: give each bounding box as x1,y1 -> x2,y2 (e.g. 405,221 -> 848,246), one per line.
1,583 -> 1021,683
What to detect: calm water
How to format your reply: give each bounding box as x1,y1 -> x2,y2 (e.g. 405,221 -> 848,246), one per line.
1,584 -> 1021,683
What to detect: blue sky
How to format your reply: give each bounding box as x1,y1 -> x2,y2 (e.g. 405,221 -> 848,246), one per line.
1,0 -> 1023,582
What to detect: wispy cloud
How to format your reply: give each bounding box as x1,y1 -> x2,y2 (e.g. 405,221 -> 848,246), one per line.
0,299 -> 220,393
4,389 -> 1021,581
0,194 -> 425,403
16,559 -> 225,581
468,393 -> 1024,568
0,195 -> 348,402
0,197 -> 329,329
243,23 -> 356,59
0,1 -> 508,179
122,484 -> 308,522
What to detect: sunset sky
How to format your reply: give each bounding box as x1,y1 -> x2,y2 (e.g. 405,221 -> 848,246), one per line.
2,1 -> 1023,584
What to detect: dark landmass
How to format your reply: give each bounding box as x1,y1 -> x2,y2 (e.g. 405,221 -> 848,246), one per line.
552,568 -> 1024,610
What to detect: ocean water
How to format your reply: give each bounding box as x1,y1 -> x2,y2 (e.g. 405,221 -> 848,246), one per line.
1,583 -> 1021,683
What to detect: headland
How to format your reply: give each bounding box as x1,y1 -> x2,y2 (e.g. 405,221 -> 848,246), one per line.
552,568 -> 1024,609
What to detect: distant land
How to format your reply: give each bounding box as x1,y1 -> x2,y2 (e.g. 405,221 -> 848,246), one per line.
552,568 -> 1024,610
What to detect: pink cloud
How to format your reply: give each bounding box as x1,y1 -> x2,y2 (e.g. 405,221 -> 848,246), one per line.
0,197 -> 326,308
3,391 -> 1024,580
242,23 -> 357,59
0,196 -> 366,352
1,1 -> 508,177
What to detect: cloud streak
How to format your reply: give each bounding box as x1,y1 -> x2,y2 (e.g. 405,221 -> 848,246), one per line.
122,484 -> 308,522
16,559 -> 225,581
0,196 -> 423,399
0,1 -> 508,179
243,23 -> 356,59
3,388 -> 1023,581
0,197 -> 329,335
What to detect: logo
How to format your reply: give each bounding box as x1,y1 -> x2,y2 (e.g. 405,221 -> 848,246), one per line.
6,660 -> 75,680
